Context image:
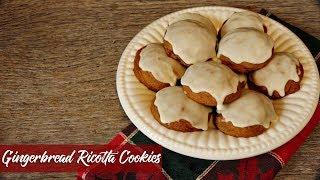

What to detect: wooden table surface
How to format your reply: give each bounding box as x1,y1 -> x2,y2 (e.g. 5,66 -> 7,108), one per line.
0,0 -> 319,179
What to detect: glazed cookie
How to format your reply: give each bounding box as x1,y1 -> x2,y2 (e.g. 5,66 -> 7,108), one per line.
170,13 -> 217,34
151,86 -> 212,132
220,11 -> 266,37
163,13 -> 217,66
217,28 -> 274,73
248,52 -> 304,99
216,90 -> 277,138
133,43 -> 186,91
181,61 -> 245,107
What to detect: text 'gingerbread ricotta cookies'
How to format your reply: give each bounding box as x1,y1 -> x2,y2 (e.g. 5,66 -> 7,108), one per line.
181,61 -> 245,107
216,90 -> 277,137
220,11 -> 266,37
133,43 -> 186,91
217,28 -> 274,73
164,13 -> 217,66
249,52 -> 304,99
151,86 -> 212,132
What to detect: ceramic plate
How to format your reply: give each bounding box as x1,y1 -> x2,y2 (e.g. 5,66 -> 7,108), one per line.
116,6 -> 320,160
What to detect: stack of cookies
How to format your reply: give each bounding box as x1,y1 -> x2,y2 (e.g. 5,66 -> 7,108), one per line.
133,11 -> 304,138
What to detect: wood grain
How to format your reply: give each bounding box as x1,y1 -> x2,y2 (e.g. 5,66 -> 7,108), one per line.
0,0 -> 319,179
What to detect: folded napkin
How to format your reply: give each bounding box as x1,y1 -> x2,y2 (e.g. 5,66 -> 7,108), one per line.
78,9 -> 320,180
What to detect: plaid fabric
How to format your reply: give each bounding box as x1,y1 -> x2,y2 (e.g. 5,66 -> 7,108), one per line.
79,9 -> 320,180
260,9 -> 320,68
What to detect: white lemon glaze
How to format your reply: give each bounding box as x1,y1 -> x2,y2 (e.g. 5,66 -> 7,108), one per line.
252,52 -> 301,97
181,61 -> 242,109
154,86 -> 211,130
217,28 -> 274,64
164,13 -> 217,65
139,43 -> 186,86
218,90 -> 277,128
220,11 -> 265,36
170,13 -> 217,35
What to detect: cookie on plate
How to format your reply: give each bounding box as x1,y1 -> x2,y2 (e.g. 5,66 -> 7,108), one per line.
220,11 -> 267,37
181,61 -> 246,107
133,43 -> 186,91
216,90 -> 277,137
248,52 -> 304,99
163,13 -> 217,66
151,86 -> 212,132
217,28 -> 274,73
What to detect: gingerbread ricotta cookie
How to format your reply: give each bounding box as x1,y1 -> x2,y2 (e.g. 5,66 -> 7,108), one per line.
217,28 -> 274,73
163,13 -> 217,66
220,11 -> 267,37
133,43 -> 186,92
181,61 -> 246,107
216,90 -> 277,137
248,52 -> 304,99
151,86 -> 212,132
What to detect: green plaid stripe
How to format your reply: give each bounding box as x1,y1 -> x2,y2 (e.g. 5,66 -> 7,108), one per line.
130,131 -> 214,180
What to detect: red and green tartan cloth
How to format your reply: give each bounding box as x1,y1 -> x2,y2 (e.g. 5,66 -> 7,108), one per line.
78,9 -> 320,180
